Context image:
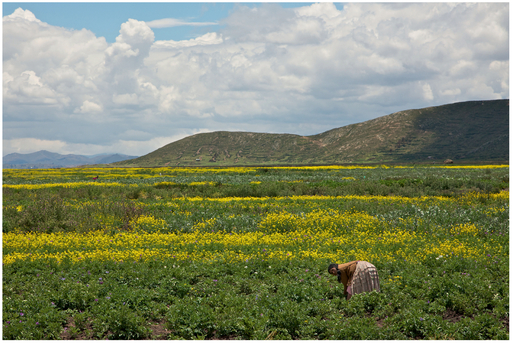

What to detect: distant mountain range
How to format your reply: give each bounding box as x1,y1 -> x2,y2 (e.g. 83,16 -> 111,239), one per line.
3,150 -> 138,169
113,99 -> 509,167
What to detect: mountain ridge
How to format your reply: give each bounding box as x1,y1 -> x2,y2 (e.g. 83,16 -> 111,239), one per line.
3,150 -> 138,169
114,99 -> 508,167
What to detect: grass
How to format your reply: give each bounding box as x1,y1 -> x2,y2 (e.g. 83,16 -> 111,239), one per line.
2,164 -> 509,339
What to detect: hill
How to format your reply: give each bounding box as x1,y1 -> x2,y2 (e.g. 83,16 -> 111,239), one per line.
114,99 -> 509,167
3,150 -> 138,169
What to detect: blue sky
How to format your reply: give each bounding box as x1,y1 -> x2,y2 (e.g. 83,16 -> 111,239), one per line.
2,2 -> 508,156
3,3 -> 337,42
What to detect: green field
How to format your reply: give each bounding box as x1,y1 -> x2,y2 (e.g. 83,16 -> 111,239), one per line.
3,165 -> 509,339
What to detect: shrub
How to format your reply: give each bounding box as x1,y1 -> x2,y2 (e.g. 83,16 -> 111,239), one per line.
16,195 -> 73,233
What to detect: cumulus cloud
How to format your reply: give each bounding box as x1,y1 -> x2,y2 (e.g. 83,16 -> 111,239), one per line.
103,19 -> 154,98
222,3 -> 329,45
4,7 -> 41,22
3,3 -> 509,156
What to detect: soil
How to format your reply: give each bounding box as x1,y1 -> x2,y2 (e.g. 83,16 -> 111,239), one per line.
146,320 -> 169,340
442,308 -> 467,323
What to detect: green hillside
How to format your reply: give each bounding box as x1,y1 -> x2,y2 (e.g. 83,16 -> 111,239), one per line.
115,99 -> 509,167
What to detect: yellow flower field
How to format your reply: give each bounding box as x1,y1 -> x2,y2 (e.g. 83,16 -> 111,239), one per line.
4,204 -> 505,265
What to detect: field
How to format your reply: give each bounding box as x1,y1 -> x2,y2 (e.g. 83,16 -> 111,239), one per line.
3,164 -> 509,339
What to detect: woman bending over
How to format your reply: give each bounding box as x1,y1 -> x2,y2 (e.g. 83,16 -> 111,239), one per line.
328,261 -> 380,300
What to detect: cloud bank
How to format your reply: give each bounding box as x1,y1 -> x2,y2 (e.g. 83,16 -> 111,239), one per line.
3,3 -> 509,156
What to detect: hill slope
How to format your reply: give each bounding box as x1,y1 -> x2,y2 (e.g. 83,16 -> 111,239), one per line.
116,99 -> 509,167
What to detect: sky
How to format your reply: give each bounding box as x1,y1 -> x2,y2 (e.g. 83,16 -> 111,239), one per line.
2,2 -> 509,157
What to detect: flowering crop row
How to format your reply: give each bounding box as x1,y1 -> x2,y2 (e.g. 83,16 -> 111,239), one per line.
47,190 -> 504,209
3,164 -> 507,182
3,181 -> 221,189
4,206 -> 506,265
2,230 -> 500,266
163,191 -> 509,204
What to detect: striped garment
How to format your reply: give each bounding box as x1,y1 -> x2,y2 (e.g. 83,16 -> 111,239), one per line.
349,261 -> 381,295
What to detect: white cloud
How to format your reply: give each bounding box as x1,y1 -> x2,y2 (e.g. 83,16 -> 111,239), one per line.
146,18 -> 217,28
2,3 -> 509,156
117,18 -> 154,48
75,100 -> 103,114
441,88 -> 461,97
422,84 -> 434,101
153,32 -> 223,49
4,7 -> 41,22
3,70 -> 68,105
295,2 -> 340,20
